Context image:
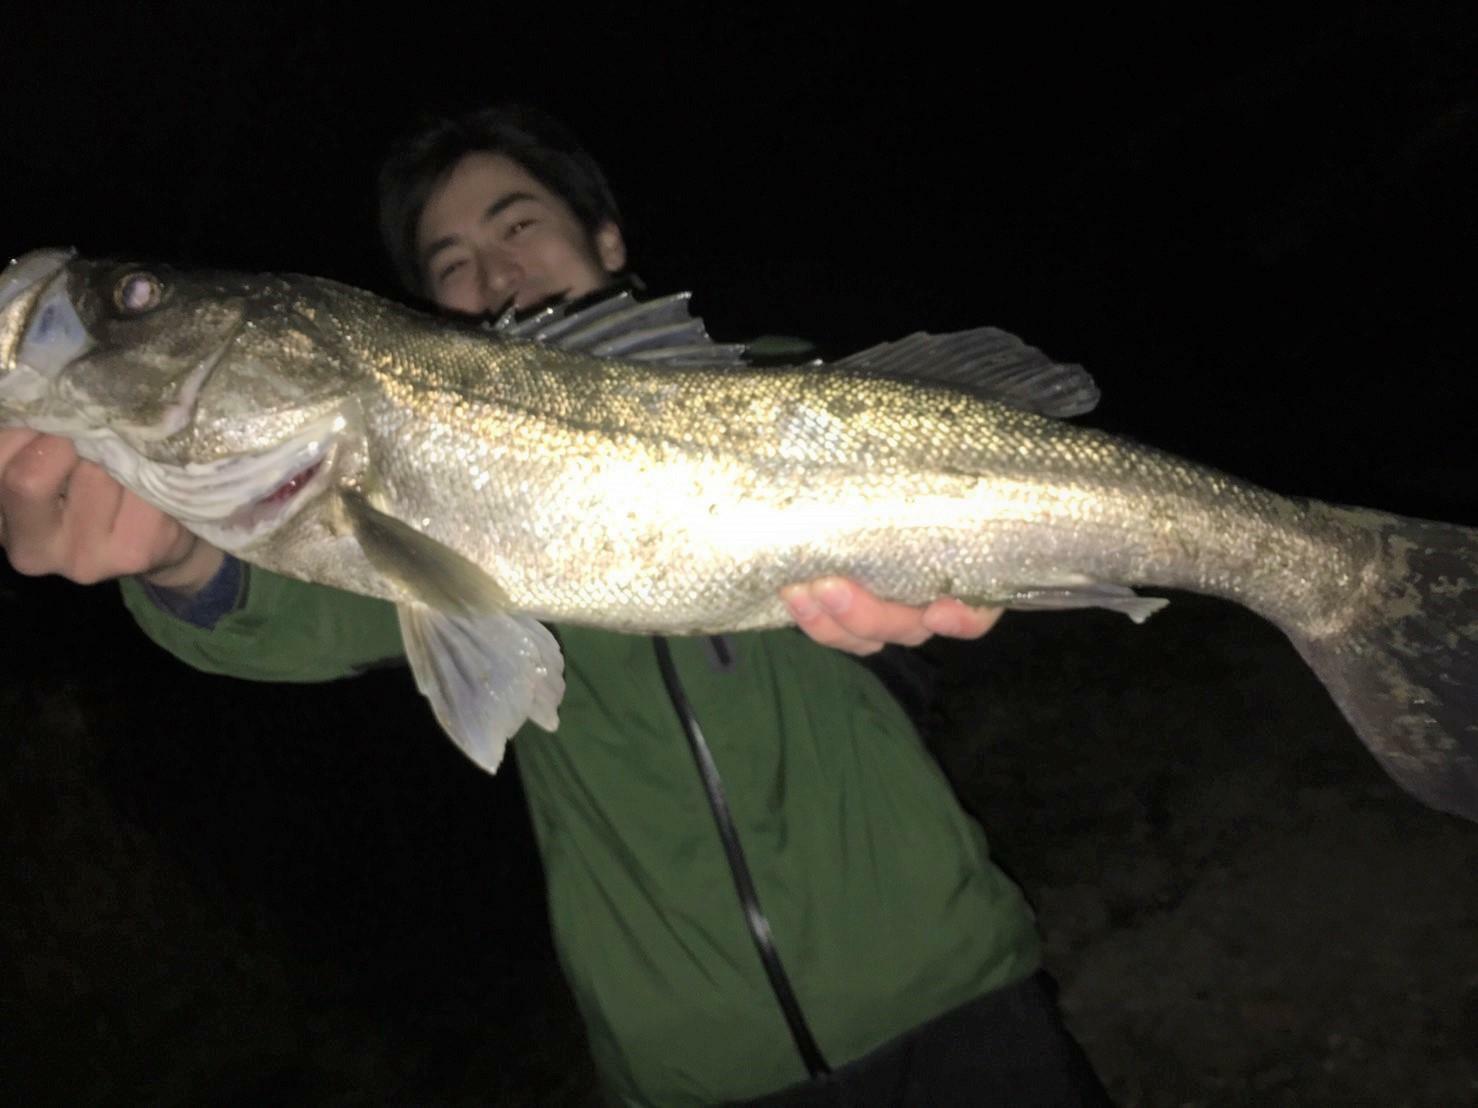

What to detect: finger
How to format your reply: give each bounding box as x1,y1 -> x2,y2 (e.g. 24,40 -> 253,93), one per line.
65,460 -> 128,534
54,463 -> 130,582
0,430 -> 45,543
811,577 -> 934,647
790,608 -> 886,655
781,581 -> 890,655
921,597 -> 1004,640
112,488 -> 195,573
0,427 -> 42,471
63,464 -> 200,582
0,433 -> 77,504
0,437 -> 79,565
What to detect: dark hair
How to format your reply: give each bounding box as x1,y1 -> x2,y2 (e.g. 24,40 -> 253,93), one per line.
377,104 -> 624,297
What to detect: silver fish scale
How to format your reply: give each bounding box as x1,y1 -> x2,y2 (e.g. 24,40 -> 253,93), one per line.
314,294 -> 1368,635
0,254 -> 1380,639
7,253 -> 1475,819
47,271 -> 1364,638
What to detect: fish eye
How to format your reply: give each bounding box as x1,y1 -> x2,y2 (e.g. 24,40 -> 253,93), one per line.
113,270 -> 163,315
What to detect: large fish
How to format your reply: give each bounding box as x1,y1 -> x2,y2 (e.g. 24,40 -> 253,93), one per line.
2,248 -> 1474,818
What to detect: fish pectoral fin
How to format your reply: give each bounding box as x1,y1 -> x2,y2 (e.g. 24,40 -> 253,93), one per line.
342,489 -> 510,614
998,582 -> 1169,624
342,491 -> 566,770
399,603 -> 566,774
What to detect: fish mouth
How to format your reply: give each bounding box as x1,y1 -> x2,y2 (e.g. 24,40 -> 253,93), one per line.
0,249 -> 84,408
0,249 -> 73,367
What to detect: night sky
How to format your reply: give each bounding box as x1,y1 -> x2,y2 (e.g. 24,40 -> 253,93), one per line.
2,5 -> 1476,1102
3,6 -> 1474,513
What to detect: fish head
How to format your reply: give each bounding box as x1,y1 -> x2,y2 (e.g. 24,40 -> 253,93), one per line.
3,249 -> 244,434
0,249 -> 370,549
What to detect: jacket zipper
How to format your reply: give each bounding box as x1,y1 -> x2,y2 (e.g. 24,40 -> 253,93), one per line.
652,637 -> 832,1080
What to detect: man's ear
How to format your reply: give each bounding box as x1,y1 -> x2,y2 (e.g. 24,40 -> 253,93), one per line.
594,221 -> 627,275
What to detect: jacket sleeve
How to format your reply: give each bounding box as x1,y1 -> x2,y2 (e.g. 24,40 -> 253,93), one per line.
118,564 -> 405,683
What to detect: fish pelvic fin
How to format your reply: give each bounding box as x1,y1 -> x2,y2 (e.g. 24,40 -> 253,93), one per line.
399,604 -> 565,774
1287,509 -> 1478,821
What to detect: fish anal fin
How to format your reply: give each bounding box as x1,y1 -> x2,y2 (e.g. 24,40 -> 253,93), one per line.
997,582 -> 1170,624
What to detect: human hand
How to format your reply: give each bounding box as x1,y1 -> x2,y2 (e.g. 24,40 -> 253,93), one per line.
781,576 -> 1003,656
0,429 -> 224,592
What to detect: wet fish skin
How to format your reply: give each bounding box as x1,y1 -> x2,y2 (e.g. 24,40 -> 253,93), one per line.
1,248 -> 1474,820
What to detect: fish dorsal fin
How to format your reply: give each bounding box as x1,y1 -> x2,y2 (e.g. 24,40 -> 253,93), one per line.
488,291 -> 748,367
830,327 -> 1100,418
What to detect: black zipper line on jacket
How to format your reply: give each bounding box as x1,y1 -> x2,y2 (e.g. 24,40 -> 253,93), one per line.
652,637 -> 832,1080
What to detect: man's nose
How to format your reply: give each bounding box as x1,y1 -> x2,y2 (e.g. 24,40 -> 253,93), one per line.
482,250 -> 524,306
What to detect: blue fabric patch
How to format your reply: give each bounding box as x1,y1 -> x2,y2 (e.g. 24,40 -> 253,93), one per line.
138,555 -> 245,630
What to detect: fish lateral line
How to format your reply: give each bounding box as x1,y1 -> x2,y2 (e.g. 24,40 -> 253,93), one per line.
0,247 -> 1475,822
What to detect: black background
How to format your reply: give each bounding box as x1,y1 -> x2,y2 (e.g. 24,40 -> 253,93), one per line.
2,5 -> 1476,1103
3,6 -> 1474,508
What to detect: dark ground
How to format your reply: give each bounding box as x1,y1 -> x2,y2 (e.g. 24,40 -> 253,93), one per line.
931,600 -> 1478,1105
3,581 -> 1476,1104
2,5 -> 1477,1105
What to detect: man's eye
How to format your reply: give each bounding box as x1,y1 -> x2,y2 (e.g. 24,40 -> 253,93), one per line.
436,259 -> 468,284
507,218 -> 536,238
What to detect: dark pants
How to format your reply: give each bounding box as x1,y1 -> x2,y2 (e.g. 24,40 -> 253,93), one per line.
731,972 -> 1112,1107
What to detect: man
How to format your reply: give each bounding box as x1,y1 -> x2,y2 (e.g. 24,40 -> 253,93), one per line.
0,106 -> 1107,1104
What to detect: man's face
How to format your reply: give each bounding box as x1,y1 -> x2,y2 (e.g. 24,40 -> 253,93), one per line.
416,152 -> 626,315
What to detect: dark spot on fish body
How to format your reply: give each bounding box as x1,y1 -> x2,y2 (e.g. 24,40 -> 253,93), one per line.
826,394 -> 869,421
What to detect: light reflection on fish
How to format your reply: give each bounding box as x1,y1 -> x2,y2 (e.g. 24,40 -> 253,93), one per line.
1,248 -> 1474,820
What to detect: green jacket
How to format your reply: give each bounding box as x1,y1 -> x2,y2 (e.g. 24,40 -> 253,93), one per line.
121,568 -> 1038,1104
114,331 -> 1038,1104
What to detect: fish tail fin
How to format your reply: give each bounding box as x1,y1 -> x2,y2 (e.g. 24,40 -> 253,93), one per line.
1284,509 -> 1478,820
